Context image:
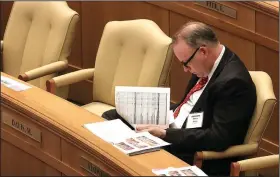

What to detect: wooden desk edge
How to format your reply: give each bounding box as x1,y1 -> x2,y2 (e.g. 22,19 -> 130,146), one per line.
0,72 -> 189,176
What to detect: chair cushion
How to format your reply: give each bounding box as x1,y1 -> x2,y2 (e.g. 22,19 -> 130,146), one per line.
82,102 -> 115,117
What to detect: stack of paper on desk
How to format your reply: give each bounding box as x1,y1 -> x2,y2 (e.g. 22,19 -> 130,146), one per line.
1,76 -> 31,91
115,86 -> 170,126
83,119 -> 170,156
152,166 -> 208,176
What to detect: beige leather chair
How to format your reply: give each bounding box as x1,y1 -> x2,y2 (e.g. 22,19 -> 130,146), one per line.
1,1 -> 79,98
46,19 -> 173,116
193,71 -> 277,173
230,154 -> 279,176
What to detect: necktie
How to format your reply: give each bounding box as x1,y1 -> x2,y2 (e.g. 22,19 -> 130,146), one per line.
173,76 -> 209,118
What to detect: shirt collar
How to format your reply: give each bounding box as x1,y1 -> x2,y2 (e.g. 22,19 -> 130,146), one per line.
207,45 -> 225,79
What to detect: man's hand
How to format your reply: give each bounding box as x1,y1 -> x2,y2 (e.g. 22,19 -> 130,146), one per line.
136,124 -> 167,139
136,124 -> 168,131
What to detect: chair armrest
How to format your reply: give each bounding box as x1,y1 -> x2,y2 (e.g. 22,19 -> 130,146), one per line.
0,40 -> 3,54
18,60 -> 68,81
230,154 -> 279,176
46,68 -> 95,94
194,143 -> 258,168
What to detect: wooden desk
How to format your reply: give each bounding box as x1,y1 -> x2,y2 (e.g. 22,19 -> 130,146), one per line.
1,72 -> 188,176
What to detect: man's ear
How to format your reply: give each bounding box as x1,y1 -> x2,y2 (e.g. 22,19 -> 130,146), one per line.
200,46 -> 208,56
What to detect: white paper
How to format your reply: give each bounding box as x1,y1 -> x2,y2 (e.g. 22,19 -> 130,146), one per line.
1,76 -> 31,91
83,119 -> 136,143
115,86 -> 170,125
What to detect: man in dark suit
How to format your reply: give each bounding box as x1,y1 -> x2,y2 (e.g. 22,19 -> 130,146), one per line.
102,21 -> 257,175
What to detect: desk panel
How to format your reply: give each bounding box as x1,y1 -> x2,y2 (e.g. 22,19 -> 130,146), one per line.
1,139 -> 61,176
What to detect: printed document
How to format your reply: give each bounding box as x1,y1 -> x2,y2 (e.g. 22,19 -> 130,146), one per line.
115,86 -> 170,125
1,76 -> 31,91
84,119 -> 170,156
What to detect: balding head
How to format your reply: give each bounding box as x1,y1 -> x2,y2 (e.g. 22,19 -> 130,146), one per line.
173,21 -> 219,48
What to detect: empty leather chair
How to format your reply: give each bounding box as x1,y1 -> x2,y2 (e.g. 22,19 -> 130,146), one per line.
46,19 -> 173,116
1,1 -> 79,98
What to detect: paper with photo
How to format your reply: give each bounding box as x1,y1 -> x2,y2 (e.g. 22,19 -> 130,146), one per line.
1,76 -> 31,91
152,166 -> 207,176
112,131 -> 170,155
165,167 -> 185,176
152,167 -> 174,176
177,166 -> 207,176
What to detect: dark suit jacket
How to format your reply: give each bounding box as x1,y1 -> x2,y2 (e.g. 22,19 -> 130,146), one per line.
164,47 -> 257,175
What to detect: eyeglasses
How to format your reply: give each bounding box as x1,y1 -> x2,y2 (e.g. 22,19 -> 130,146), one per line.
181,47 -> 200,67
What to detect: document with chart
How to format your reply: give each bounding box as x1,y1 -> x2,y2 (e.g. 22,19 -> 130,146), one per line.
115,86 -> 170,126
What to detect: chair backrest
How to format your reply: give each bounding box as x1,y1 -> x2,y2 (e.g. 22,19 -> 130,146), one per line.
2,1 -> 79,97
244,71 -> 277,144
92,19 -> 173,106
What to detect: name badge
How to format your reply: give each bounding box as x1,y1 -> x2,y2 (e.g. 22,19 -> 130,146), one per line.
186,112 -> 203,129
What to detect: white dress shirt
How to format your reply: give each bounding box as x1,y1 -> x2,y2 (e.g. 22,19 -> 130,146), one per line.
171,45 -> 225,128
